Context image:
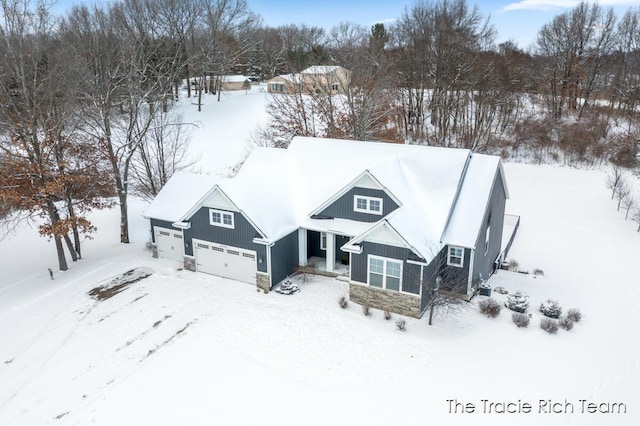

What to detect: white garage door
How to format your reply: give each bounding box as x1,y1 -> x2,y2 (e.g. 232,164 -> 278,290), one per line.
193,239 -> 257,284
155,227 -> 184,263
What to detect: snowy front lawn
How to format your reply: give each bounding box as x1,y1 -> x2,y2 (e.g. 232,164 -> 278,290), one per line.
1,164 -> 639,426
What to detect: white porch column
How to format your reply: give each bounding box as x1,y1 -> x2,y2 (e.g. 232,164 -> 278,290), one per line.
326,232 -> 336,272
298,229 -> 307,266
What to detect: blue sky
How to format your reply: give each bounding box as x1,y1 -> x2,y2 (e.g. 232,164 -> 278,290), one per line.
60,0 -> 640,49
248,0 -> 640,48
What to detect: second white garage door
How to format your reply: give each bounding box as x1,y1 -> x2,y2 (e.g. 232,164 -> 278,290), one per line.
193,239 -> 257,284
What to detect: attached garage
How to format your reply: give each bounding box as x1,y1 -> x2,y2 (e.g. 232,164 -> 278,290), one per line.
154,227 -> 184,263
193,239 -> 257,284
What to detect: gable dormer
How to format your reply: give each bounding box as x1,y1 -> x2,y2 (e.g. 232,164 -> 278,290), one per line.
310,171 -> 401,223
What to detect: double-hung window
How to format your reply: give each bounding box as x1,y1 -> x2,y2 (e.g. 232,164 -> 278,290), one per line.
209,209 -> 234,229
447,246 -> 464,267
354,195 -> 383,215
368,256 -> 402,291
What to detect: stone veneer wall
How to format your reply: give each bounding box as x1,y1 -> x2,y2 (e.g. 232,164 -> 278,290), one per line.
350,283 -> 422,318
184,256 -> 196,272
256,272 -> 270,292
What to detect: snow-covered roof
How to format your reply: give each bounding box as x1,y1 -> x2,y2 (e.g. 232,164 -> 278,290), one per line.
441,154 -> 504,248
267,73 -> 300,83
220,75 -> 250,83
142,172 -> 221,223
145,137 -> 506,262
301,65 -> 340,74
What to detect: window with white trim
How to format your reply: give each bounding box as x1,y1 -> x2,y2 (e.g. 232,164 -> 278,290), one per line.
320,232 -> 327,250
447,246 -> 464,267
368,255 -> 402,292
485,224 -> 491,255
209,209 -> 234,229
353,195 -> 383,215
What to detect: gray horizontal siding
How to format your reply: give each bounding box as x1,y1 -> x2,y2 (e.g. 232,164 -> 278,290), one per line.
183,207 -> 267,273
471,170 -> 507,287
319,187 -> 399,222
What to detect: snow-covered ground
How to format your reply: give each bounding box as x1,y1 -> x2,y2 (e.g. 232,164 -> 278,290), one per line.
1,87 -> 639,425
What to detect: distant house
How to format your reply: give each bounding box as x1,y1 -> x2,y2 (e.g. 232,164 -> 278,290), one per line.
266,73 -> 302,94
266,65 -> 351,95
143,137 -> 509,318
215,75 -> 251,91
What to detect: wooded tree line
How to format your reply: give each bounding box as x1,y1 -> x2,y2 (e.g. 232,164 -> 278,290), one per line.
1,0 -> 639,270
259,1 -> 640,168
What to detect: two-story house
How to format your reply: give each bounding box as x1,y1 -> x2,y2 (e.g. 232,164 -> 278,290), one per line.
143,137 -> 509,318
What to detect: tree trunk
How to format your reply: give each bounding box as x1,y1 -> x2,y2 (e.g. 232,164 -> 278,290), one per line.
428,300 -> 435,326
63,234 -> 78,262
54,235 -> 68,271
119,191 -> 130,244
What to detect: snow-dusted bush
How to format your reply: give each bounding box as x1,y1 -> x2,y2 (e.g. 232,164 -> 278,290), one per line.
494,286 -> 509,295
540,299 -> 562,318
396,319 -> 407,332
384,310 -> 392,320
362,304 -> 371,316
540,318 -> 559,334
533,268 -> 544,276
479,298 -> 501,318
505,291 -> 529,313
567,308 -> 582,323
559,316 -> 574,331
512,312 -> 530,328
338,296 -> 348,309
508,259 -> 519,271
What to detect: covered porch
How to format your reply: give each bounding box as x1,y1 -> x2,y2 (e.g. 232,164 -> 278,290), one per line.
297,228 -> 351,277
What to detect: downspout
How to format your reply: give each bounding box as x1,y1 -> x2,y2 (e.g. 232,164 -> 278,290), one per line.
467,248 -> 475,297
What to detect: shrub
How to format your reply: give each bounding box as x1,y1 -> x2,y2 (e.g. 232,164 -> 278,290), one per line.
505,291 -> 529,313
540,299 -> 562,318
396,319 -> 407,332
533,268 -> 544,276
512,312 -> 530,328
479,298 -> 501,318
559,316 -> 574,331
566,308 -> 582,323
362,304 -> 371,316
540,318 -> 559,334
508,259 -> 519,271
384,310 -> 392,320
338,296 -> 348,309
494,286 -> 509,295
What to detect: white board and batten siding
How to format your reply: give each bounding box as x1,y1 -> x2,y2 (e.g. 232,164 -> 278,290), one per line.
193,239 -> 257,284
154,227 -> 185,263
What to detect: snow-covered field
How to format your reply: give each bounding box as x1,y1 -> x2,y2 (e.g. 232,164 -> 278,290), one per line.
1,86 -> 639,425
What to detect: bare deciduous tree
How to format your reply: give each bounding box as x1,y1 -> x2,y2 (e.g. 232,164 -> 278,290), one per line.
607,167 -> 625,199
622,193 -> 636,220
615,181 -> 631,211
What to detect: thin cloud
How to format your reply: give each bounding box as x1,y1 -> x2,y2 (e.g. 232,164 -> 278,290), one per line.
369,18 -> 397,26
502,0 -> 638,12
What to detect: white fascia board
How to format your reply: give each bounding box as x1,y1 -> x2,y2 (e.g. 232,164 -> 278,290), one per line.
341,243 -> 362,254
348,217 -> 423,258
172,221 -> 191,229
498,160 -> 510,199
